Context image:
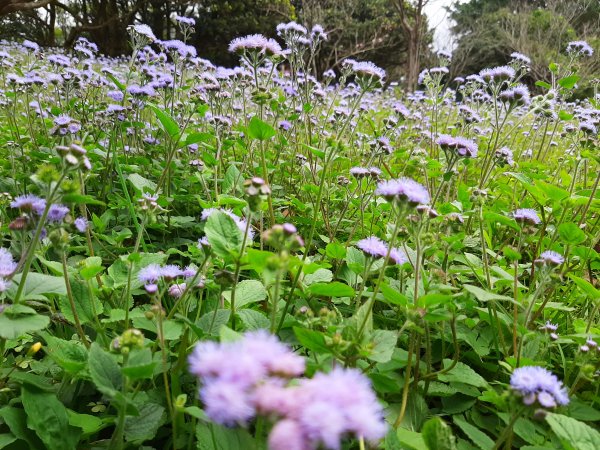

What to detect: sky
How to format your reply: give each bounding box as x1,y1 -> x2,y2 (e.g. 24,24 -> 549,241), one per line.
423,0 -> 466,51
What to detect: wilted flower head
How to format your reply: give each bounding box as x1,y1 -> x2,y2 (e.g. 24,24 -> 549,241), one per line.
510,366 -> 569,408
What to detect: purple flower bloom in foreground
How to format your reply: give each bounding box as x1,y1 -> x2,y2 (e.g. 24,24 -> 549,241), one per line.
376,177 -> 430,206
0,248 -> 17,277
513,208 -> 540,225
510,366 -> 569,408
352,61 -> 386,81
228,34 -> 281,56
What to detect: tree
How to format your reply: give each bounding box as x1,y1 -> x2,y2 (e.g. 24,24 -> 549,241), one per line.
389,0 -> 430,91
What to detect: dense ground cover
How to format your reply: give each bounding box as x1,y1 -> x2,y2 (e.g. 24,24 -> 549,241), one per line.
0,18 -> 599,450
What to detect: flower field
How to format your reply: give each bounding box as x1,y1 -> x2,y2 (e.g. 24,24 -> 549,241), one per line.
0,19 -> 599,450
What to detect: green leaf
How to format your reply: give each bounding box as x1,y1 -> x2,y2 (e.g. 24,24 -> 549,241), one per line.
307,281 -> 354,297
452,415 -> 493,450
568,275 -> 600,300
223,280 -> 267,308
463,285 -> 514,303
546,413 -> 600,450
222,164 -> 242,194
558,74 -> 580,89
247,116 -> 275,141
236,309 -> 270,330
0,406 -> 45,449
0,434 -> 16,447
61,193 -> 106,206
58,277 -> 103,325
196,422 -> 256,450
0,305 -> 50,339
204,211 -> 244,259
558,111 -> 574,121
326,242 -> 347,259
558,222 -> 586,245
368,330 -> 397,363
8,272 -> 66,301
127,173 -> 157,193
535,80 -> 552,89
380,283 -> 409,306
438,361 -> 488,388
422,417 -> 457,450
67,410 -> 105,435
148,104 -> 180,138
198,309 -> 231,336
124,402 -> 165,443
396,428 -> 427,450
293,327 -> 330,354
88,342 -> 122,398
21,385 -> 81,450
122,347 -> 156,380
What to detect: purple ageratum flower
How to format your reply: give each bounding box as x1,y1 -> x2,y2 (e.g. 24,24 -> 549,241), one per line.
292,368 -> 387,446
279,120 -> 292,131
539,250 -> 564,266
0,278 -> 10,293
499,84 -> 530,106
201,379 -> 256,425
269,419 -> 308,450
168,282 -> 187,298
138,263 -> 162,284
0,248 -> 17,277
161,264 -> 183,280
228,34 -> 282,56
352,61 -> 386,81
376,178 -> 430,206
566,40 -> 594,57
175,15 -> 196,26
479,65 -> 515,83
513,208 -> 541,225
356,236 -> 388,258
10,194 -> 45,212
46,204 -> 69,223
579,121 -> 597,135
436,134 -> 478,158
510,52 -> 531,65
510,366 -> 569,408
389,248 -> 408,265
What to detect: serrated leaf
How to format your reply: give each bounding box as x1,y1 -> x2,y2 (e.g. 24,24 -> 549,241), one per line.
223,280 -> 267,308
88,342 -> 122,398
58,277 -> 103,325
558,222 -> 586,245
369,330 -> 397,363
463,285 -> 514,303
127,173 -> 157,193
247,116 -> 275,141
452,416 -> 493,450
546,413 -> 600,450
8,272 -> 66,301
0,305 -> 50,339
21,385 -> 81,450
558,74 -> 580,89
148,104 -> 180,138
198,309 -> 231,336
236,309 -> 270,330
204,211 -> 244,260
294,326 -> 330,354
124,402 -> 164,443
438,361 -> 488,388
422,417 -> 457,450
122,347 -> 156,380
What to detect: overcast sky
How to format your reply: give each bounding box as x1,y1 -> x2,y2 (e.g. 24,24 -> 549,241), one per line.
424,0 -> 466,51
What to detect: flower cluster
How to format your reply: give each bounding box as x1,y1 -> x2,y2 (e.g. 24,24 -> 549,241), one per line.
356,236 -> 407,265
0,248 -> 17,292
138,263 -> 202,294
510,366 -> 569,408
436,134 -> 478,158
376,177 -> 430,206
188,332 -> 386,449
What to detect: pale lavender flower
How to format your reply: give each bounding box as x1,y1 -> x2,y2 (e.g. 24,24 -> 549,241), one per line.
513,208 -> 540,225
228,34 -> 282,56
356,236 -> 387,258
138,264 -> 162,284
10,194 -> 45,212
510,366 -> 569,408
168,283 -> 187,298
46,204 -> 69,223
352,61 -> 385,81
566,41 -> 593,57
539,250 -> 564,266
0,248 -> 17,277
376,178 -> 430,206
161,264 -> 183,280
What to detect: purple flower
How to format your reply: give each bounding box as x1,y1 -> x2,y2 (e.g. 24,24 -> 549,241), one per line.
161,264 -> 183,280
175,15 -> 196,26
479,66 -> 515,83
168,283 -> 187,298
0,248 -> 17,277
513,208 -> 540,225
376,178 -> 430,206
269,419 -> 308,450
138,264 -> 162,284
436,134 -> 478,158
510,52 -> 531,65
389,248 -> 408,265
357,236 -> 388,258
46,204 -> 69,223
200,380 -> 256,425
566,41 -> 594,57
228,34 -> 282,56
510,366 -> 569,408
74,217 -> 88,233
352,61 -> 386,81
499,84 -> 530,106
10,194 -> 45,212
539,250 -> 564,266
